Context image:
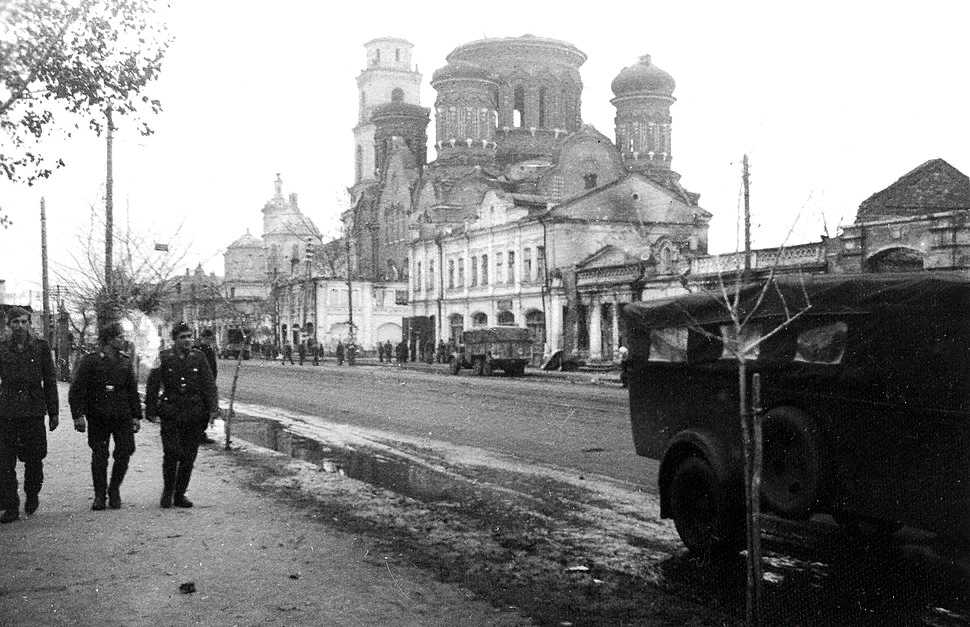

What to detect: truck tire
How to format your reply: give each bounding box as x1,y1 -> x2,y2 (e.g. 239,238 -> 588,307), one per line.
762,406 -> 828,520
669,456 -> 744,556
449,356 -> 461,375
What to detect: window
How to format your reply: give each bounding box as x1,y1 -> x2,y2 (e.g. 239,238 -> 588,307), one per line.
391,87 -> 404,103
457,258 -> 464,287
449,314 -> 464,342
536,246 -> 545,279
428,260 -> 435,292
481,254 -> 488,285
472,312 -> 487,327
526,309 -> 545,343
513,85 -> 525,128
650,328 -> 689,362
395,48 -> 400,62
795,322 -> 847,364
497,311 -> 515,325
416,262 -> 422,293
538,87 -> 547,127
720,323 -> 762,361
584,173 -> 597,189
230,287 -> 235,298
471,256 -> 478,287
448,259 -> 455,289
496,252 -> 504,284
523,248 -> 532,282
507,251 -> 515,284
375,49 -> 380,63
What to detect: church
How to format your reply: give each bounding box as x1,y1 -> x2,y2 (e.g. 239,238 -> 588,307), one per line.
345,35 -> 710,362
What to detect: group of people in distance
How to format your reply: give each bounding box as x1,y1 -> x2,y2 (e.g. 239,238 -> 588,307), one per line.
0,306 -> 217,523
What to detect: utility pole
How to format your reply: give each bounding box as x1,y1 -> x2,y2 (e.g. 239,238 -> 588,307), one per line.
743,154 -> 751,282
346,234 -> 355,349
41,197 -> 50,343
104,107 -> 114,313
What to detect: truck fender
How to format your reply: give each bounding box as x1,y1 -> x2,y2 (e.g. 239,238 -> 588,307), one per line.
658,429 -> 743,520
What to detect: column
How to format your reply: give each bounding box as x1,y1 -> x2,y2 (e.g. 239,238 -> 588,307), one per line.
590,298 -> 602,360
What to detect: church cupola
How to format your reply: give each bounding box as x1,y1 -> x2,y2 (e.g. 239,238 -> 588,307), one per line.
611,54 -> 676,172
371,102 -> 430,173
430,60 -> 499,163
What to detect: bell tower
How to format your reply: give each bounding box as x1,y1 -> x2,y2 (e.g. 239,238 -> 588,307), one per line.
353,38 -> 423,191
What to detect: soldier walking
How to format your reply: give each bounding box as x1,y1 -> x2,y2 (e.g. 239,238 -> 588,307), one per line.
0,307 -> 59,523
145,323 -> 218,509
68,321 -> 142,510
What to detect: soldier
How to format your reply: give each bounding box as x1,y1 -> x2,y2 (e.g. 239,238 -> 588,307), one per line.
145,322 -> 218,509
0,307 -> 59,523
297,341 -> 306,366
335,340 -> 345,366
68,321 -> 142,510
193,328 -> 218,444
282,342 -> 294,365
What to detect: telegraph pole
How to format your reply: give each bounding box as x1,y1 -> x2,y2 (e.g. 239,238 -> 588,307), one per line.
41,197 -> 51,343
105,107 -> 114,297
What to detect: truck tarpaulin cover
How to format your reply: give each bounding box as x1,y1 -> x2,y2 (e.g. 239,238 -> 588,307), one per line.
621,273 -> 970,331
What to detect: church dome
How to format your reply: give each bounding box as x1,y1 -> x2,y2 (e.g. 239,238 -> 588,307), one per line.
611,54 -> 675,97
228,229 -> 262,249
370,101 -> 429,121
431,60 -> 493,84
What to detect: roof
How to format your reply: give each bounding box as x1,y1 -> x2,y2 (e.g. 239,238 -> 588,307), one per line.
621,272 -> 970,329
856,158 -> 970,222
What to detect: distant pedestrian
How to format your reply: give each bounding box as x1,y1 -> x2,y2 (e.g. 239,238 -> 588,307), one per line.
194,328 -> 218,444
69,321 -> 142,510
384,340 -> 393,364
336,340 -> 345,366
377,341 -> 385,363
311,342 -> 320,366
145,323 -> 219,509
0,307 -> 59,523
282,343 -> 294,365
298,341 -> 306,366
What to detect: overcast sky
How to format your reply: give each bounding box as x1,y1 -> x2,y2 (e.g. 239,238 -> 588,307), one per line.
2,0 -> 968,301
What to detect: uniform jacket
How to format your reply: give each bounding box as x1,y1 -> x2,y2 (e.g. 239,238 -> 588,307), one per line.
0,334 -> 58,418
144,348 -> 218,420
68,349 -> 142,420
193,342 -> 217,379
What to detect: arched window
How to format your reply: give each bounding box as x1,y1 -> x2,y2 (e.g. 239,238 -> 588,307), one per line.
448,259 -> 455,289
457,258 -> 464,287
507,251 -> 515,284
471,256 -> 478,287
538,87 -> 547,127
391,87 -> 404,103
481,254 -> 489,285
513,85 -> 525,128
472,312 -> 487,327
497,311 -> 515,326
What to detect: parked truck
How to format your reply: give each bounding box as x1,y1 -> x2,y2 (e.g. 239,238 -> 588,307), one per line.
448,326 -> 532,376
222,327 -> 252,360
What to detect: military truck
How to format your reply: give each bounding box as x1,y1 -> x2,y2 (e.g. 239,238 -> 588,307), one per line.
449,326 -> 532,377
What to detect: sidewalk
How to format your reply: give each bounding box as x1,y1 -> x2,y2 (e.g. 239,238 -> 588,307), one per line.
0,383 -> 528,627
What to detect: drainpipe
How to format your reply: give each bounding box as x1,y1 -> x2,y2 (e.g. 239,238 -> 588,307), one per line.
539,213 -> 549,357
436,235 -> 444,341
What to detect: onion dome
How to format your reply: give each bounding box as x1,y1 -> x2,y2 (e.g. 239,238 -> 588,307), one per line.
611,54 -> 675,97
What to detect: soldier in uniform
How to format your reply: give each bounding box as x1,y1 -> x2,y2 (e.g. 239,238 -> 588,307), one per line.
145,322 -> 218,509
0,307 -> 59,523
193,328 -> 218,445
68,321 -> 142,510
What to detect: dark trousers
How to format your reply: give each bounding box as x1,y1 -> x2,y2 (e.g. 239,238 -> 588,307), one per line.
87,415 -> 135,497
0,416 -> 47,511
160,413 -> 203,499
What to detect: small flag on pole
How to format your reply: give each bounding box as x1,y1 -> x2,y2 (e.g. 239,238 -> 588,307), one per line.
154,243 -> 169,251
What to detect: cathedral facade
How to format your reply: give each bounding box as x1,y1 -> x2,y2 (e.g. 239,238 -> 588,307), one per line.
347,35 -> 710,361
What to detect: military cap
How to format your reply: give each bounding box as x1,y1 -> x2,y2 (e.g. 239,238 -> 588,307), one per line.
171,321 -> 192,339
98,321 -> 125,343
6,306 -> 30,323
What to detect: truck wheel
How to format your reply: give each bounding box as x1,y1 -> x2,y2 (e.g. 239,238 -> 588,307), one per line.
669,456 -> 743,556
762,406 -> 828,520
482,360 -> 493,377
448,356 -> 461,375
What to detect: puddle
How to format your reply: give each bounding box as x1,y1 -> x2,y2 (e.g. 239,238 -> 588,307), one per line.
230,414 -> 461,502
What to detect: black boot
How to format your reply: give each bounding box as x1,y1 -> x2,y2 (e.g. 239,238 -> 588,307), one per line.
173,461 -> 194,508
160,456 -> 177,509
24,493 -> 39,515
92,443 -> 109,511
0,509 -> 18,523
108,458 -> 128,510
